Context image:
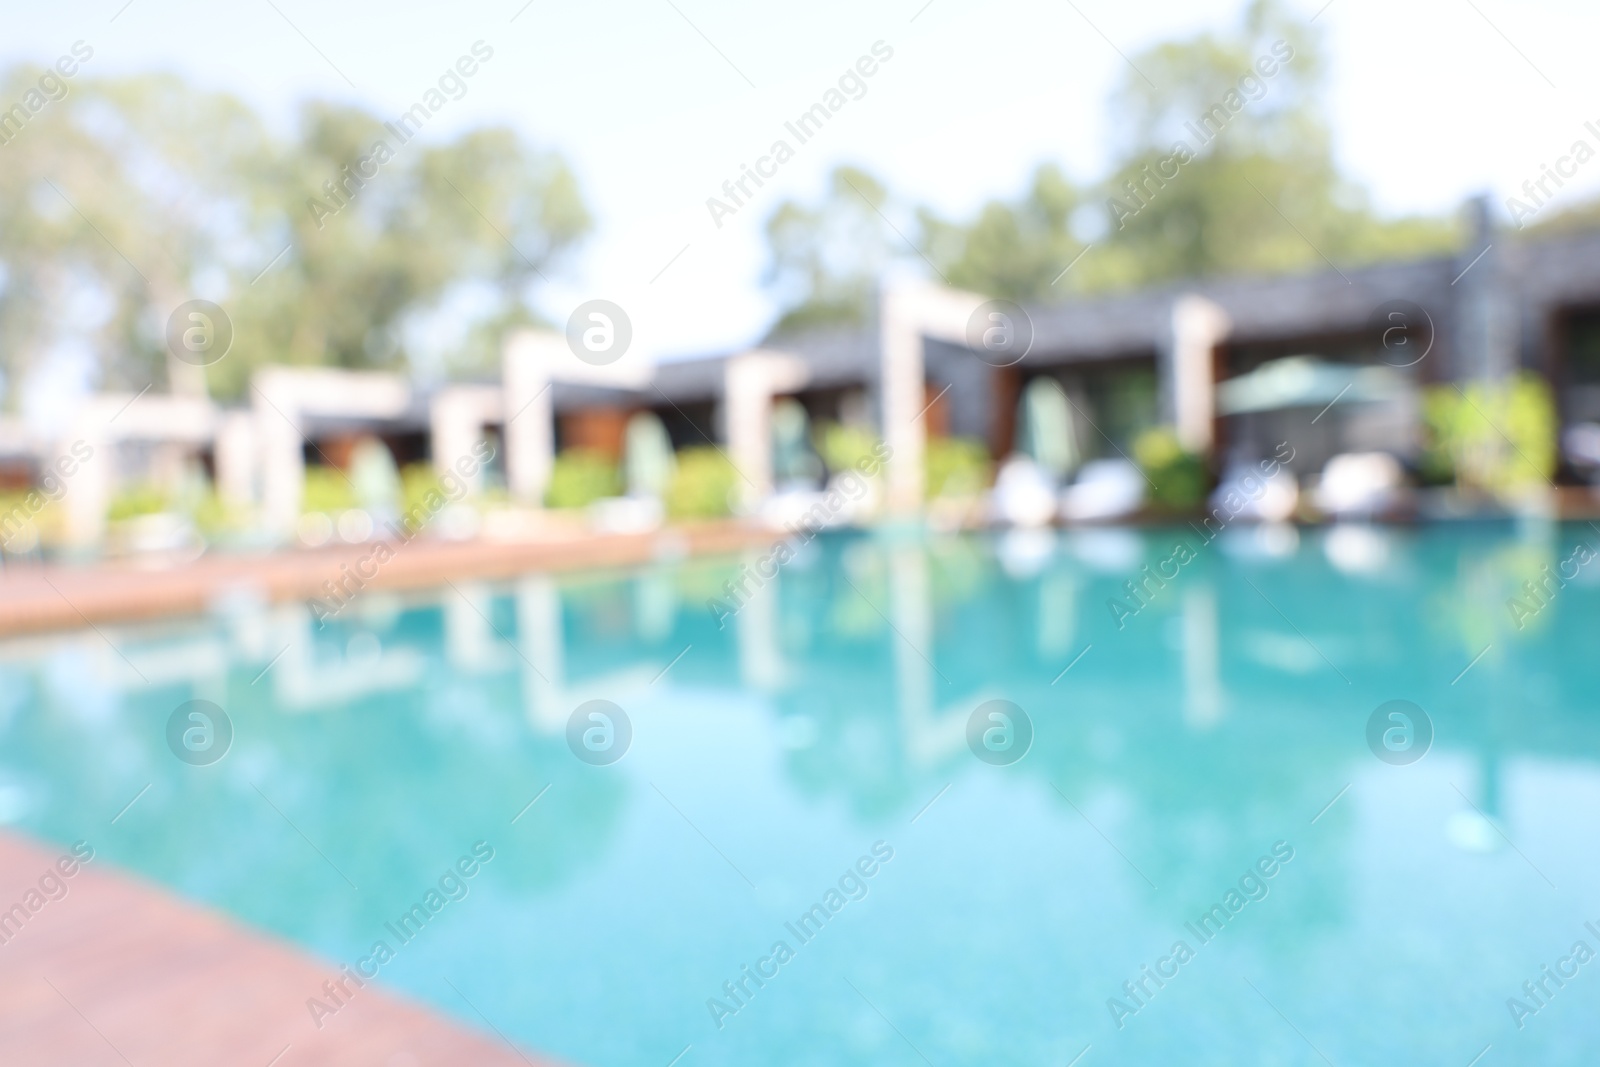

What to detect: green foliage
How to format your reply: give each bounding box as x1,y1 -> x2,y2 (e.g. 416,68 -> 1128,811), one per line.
546,449 -> 621,509
0,71 -> 590,408
763,167 -> 897,337
815,423 -> 884,476
1422,374 -> 1556,498
191,489 -> 250,537
1133,427 -> 1207,508
1525,194 -> 1600,237
764,1 -> 1458,324
1085,0 -> 1454,288
666,447 -> 737,519
925,437 -> 991,499
400,463 -> 450,518
107,484 -> 171,521
108,470 -> 238,532
301,466 -> 358,514
0,490 -> 58,549
921,165 -> 1085,303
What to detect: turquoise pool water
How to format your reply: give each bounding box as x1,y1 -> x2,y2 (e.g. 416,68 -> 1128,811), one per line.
4,523 -> 1600,1065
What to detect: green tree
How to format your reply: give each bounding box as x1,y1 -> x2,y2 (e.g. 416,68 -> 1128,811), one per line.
1089,0 -> 1454,288
0,70 -> 590,406
215,103 -> 590,397
763,1 -> 1459,322
0,70 -> 272,398
919,164 -> 1085,303
762,165 -> 898,337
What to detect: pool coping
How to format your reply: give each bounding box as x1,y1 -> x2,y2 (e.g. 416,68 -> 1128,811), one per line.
0,520 -> 781,638
0,829 -> 568,1066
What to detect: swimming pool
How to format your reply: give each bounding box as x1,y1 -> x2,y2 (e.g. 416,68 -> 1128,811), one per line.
4,522 -> 1599,1065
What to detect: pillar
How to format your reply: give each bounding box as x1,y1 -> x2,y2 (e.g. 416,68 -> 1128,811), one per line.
254,369 -> 305,538
1166,295 -> 1231,456
503,330 -> 558,506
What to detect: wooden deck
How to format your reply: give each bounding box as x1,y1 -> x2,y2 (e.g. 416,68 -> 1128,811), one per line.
0,831 -> 565,1066
0,518 -> 779,637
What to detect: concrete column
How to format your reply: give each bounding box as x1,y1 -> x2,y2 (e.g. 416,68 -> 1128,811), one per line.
503,330 -> 558,505
725,350 -> 809,511
726,356 -> 774,509
55,392 -> 219,550
214,411 -> 257,511
254,370 -> 305,538
430,385 -> 501,494
1166,295 -> 1231,456
58,431 -> 110,550
1454,196 -> 1515,384
880,282 -> 991,514
881,288 -> 928,513
251,367 -> 410,537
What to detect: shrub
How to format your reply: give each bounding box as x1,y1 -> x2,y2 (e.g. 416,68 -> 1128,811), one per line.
545,449 -> 622,509
107,483 -> 171,521
1133,427 -> 1206,509
192,489 -> 252,537
0,490 -> 60,549
925,436 -> 990,499
302,466 -> 358,514
666,447 -> 737,519
400,463 -> 453,517
815,423 -> 884,477
1422,373 -> 1555,497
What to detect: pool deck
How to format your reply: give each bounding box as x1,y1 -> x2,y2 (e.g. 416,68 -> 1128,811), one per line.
0,830 -> 563,1066
0,518 -> 780,637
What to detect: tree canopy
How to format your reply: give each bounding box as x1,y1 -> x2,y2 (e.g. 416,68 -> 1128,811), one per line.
0,68 -> 589,406
763,166 -> 897,338
764,0 -> 1461,331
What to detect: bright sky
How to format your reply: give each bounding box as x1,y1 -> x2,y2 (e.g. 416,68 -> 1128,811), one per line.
7,0 -> 1600,367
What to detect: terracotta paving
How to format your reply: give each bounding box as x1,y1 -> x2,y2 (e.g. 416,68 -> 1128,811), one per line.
0,830 -> 564,1067
0,519 -> 780,637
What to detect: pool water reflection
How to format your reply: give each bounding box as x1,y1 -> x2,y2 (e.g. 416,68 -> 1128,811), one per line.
3,522 -> 1600,1066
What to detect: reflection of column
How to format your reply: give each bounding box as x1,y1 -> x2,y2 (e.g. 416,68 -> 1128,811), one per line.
268,603 -> 422,710
634,569 -> 677,644
503,330 -> 558,505
1182,585 -> 1222,729
1480,752 -> 1503,818
737,552 -> 785,689
1037,566 -> 1078,658
516,575 -> 565,732
81,630 -> 228,691
889,544 -> 970,766
445,580 -> 497,672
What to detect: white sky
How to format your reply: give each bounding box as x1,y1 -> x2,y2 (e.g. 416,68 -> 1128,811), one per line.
6,0 -> 1600,366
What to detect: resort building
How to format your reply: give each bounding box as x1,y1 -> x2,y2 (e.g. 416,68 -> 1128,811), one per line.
8,199 -> 1600,555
